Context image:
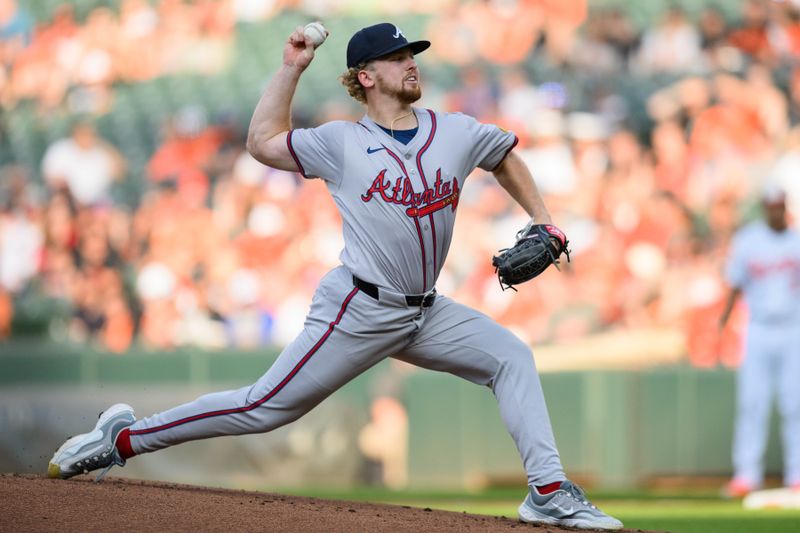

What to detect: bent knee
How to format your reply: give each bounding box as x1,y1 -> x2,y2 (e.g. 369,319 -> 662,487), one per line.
497,339 -> 535,370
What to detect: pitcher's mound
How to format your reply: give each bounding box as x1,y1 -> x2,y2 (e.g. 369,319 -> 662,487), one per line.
1,474 -> 646,532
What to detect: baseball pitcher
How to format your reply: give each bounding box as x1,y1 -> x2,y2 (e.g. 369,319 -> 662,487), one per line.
48,22 -> 621,530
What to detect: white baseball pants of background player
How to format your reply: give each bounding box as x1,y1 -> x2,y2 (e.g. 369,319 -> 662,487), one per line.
733,320 -> 800,487
126,266 -> 566,487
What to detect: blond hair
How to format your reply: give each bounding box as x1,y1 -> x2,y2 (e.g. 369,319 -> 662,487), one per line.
339,64 -> 369,104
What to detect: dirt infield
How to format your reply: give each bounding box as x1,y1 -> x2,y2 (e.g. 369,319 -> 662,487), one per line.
1,474 -> 651,532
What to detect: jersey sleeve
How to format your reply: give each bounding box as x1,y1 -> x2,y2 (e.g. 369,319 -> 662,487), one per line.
456,113 -> 518,172
286,121 -> 345,184
725,232 -> 748,289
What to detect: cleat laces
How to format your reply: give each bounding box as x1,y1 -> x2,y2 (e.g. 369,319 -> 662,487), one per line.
561,482 -> 599,510
73,446 -> 125,483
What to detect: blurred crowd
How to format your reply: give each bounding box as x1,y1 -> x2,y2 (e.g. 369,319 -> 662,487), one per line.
0,0 -> 234,114
2,0 -> 800,367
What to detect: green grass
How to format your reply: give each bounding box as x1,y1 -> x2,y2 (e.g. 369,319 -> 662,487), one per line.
418,500 -> 800,533
603,501 -> 800,533
276,487 -> 800,533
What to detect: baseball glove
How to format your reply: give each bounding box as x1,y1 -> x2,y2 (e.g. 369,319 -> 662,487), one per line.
492,222 -> 570,291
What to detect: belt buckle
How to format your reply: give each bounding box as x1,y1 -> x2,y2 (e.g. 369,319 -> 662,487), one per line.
422,289 -> 437,307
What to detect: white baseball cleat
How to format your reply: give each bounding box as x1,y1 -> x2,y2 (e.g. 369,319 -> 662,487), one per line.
518,480 -> 623,530
48,403 -> 136,481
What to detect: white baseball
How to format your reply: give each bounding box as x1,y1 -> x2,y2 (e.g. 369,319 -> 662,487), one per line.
303,22 -> 327,47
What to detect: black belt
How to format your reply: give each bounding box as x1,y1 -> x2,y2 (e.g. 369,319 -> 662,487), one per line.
353,276 -> 436,307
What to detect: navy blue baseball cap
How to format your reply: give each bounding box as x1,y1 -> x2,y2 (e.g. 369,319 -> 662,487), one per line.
346,23 -> 430,69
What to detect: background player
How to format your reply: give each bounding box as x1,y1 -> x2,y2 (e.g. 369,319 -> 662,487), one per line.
48,22 -> 622,530
719,185 -> 800,497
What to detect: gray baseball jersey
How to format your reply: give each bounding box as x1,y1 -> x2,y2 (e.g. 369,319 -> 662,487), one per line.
287,108 -> 517,294
126,107 -> 565,487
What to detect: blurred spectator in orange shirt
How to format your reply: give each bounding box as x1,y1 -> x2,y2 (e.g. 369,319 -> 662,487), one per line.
148,106 -> 226,205
6,4 -> 75,110
728,0 -> 773,62
746,62 -> 789,142
652,120 -> 691,201
726,0 -> 800,63
0,0 -> 33,57
0,0 -> 31,106
423,1 -> 478,66
70,205 -> 135,353
117,0 -> 161,82
537,0 -> 587,65
462,0 -> 544,65
0,288 -> 10,339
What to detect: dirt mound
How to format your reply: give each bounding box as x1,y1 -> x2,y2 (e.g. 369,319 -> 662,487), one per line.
1,474 -> 648,532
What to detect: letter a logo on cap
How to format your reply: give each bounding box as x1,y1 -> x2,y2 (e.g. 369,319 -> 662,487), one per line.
393,25 -> 404,39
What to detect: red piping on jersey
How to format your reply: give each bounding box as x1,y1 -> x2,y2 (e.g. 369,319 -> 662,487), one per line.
490,135 -> 520,172
286,130 -> 309,178
416,109 -> 438,281
128,287 -> 361,437
383,146 -> 427,292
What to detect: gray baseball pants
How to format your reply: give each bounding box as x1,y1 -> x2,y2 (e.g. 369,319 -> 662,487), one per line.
127,266 -> 565,486
733,321 -> 800,486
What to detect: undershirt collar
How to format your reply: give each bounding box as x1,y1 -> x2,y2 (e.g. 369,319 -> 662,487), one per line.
376,125 -> 418,145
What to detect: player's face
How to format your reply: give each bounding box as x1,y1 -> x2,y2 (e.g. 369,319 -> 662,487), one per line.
764,201 -> 787,231
372,48 -> 421,104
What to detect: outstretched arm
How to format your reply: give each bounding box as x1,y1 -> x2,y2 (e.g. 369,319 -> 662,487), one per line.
492,151 -> 552,224
246,26 -> 320,170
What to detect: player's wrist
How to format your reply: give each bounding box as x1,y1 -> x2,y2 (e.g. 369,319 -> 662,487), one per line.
530,211 -> 552,225
281,62 -> 307,74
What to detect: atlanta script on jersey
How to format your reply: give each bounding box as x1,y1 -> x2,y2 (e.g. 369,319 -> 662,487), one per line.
286,107 -> 518,294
